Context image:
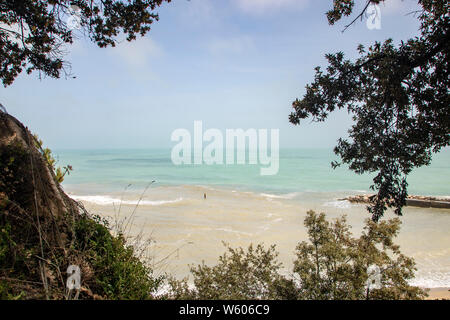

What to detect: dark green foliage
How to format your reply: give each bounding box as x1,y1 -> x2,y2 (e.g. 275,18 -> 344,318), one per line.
0,186 -> 163,300
0,143 -> 33,209
0,145 -> 42,290
0,202 -> 163,299
166,242 -> 297,300
0,200 -> 44,299
0,0 -> 171,86
290,0 -> 450,220
72,213 -> 163,299
294,211 -> 427,300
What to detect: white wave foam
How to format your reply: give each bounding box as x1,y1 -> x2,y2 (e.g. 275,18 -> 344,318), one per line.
70,195 -> 183,206
322,200 -> 352,209
260,192 -> 300,200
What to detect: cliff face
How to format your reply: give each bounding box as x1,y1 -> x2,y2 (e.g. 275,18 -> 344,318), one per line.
0,111 -> 82,299
0,111 -> 79,245
0,111 -> 76,216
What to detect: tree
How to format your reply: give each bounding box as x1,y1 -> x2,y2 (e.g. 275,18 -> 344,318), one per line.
294,211 -> 427,300
0,0 -> 171,86
290,0 -> 449,221
166,242 -> 297,300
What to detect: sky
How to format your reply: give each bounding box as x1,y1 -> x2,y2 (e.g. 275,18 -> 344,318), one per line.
0,0 -> 422,149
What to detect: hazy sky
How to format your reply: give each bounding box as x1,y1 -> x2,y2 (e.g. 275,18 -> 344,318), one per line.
0,0 -> 422,149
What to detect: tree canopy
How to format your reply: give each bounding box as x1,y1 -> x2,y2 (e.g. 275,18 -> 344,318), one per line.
0,0 -> 171,86
290,0 -> 449,221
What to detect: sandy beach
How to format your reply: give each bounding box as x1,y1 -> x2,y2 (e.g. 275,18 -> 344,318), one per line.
427,287 -> 450,300
69,184 -> 450,291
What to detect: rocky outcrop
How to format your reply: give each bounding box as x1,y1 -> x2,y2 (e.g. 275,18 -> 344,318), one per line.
0,111 -> 80,246
0,111 -> 83,299
0,111 -> 78,212
341,194 -> 450,209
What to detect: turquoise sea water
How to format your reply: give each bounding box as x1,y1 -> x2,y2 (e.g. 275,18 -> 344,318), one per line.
55,148 -> 450,288
56,148 -> 450,197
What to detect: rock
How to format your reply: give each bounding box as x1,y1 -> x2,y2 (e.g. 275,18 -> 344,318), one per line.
342,194 -> 450,209
0,112 -> 80,249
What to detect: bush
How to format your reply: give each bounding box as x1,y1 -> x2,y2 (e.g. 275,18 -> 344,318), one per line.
166,242 -> 296,300
72,213 -> 163,299
294,211 -> 427,299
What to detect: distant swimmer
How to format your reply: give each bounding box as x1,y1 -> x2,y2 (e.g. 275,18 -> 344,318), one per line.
204,193 -> 207,199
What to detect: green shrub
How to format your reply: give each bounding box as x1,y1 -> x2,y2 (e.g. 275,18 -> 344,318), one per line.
33,134 -> 72,183
73,213 -> 163,299
0,196 -> 162,300
293,211 -> 427,299
167,242 -> 297,300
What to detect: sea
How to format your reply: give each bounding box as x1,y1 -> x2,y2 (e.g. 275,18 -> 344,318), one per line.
55,148 -> 450,288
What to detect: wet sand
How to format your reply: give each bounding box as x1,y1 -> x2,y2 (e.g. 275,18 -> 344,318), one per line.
427,287 -> 450,300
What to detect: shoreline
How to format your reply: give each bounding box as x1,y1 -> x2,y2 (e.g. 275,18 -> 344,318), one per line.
68,185 -> 450,291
